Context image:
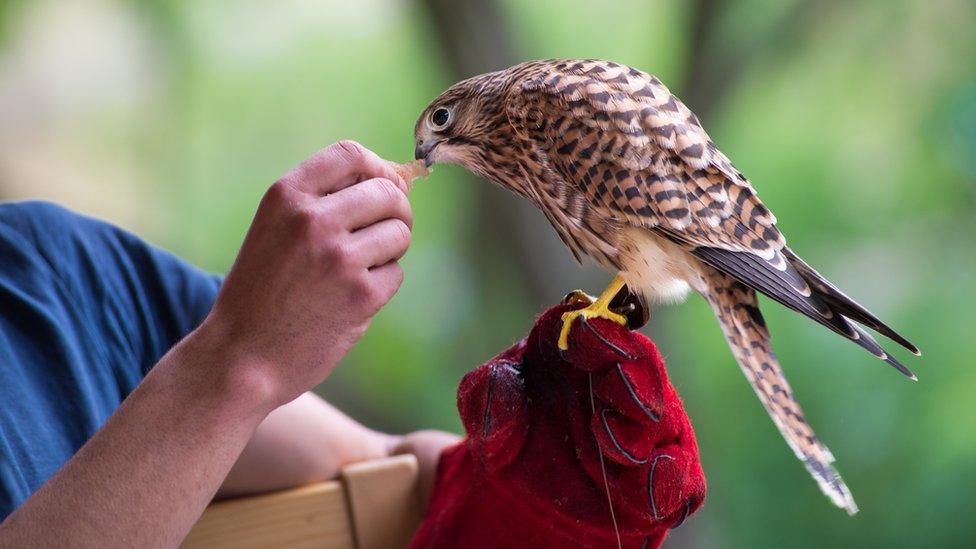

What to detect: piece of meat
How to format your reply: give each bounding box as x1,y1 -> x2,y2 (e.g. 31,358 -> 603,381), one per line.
392,160 -> 430,191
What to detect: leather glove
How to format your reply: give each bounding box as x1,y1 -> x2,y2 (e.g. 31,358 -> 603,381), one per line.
411,301 -> 706,548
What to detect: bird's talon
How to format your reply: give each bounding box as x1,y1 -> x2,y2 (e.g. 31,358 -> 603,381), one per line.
608,284 -> 649,330
562,290 -> 595,306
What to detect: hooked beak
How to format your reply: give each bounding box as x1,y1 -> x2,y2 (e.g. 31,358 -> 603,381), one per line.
414,139 -> 441,167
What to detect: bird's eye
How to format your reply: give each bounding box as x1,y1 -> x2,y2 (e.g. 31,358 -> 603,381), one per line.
430,107 -> 451,129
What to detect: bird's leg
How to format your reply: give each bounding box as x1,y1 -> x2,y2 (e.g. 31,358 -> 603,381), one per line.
558,275 -> 629,350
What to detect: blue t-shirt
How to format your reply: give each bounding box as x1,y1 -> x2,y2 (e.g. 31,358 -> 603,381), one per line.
0,201 -> 220,519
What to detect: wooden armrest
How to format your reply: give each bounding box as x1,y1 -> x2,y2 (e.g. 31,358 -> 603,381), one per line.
183,454 -> 421,549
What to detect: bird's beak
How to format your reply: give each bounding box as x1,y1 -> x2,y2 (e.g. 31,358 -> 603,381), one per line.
414,139 -> 441,167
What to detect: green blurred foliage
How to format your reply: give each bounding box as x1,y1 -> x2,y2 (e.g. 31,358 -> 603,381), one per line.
1,0 -> 974,546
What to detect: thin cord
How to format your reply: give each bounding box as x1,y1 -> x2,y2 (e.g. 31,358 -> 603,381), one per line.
590,372 -> 622,549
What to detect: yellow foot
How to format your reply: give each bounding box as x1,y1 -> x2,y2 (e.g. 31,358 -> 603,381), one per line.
558,298 -> 628,350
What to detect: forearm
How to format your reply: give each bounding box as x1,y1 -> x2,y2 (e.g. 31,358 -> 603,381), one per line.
219,393 -> 460,508
218,392 -> 394,498
0,324 -> 275,548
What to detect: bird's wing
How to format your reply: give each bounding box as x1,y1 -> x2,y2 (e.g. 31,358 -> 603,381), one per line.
508,60 -> 918,368
508,60 -> 779,258
700,266 -> 858,514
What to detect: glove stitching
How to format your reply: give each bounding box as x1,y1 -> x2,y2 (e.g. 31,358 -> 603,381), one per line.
600,408 -> 649,465
671,498 -> 692,530
479,363 -> 498,468
647,454 -> 676,520
580,317 -> 636,360
615,364 -> 661,422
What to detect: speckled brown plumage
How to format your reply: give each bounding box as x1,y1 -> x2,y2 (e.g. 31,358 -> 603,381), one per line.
414,59 -> 920,514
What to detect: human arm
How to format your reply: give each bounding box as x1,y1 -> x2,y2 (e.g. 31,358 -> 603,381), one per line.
0,141 -> 415,547
218,391 -> 460,505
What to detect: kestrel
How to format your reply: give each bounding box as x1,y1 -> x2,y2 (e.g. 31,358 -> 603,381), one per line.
413,59 -> 918,514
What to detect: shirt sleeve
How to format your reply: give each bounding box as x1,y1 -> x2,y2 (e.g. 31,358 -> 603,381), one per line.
0,200 -> 221,391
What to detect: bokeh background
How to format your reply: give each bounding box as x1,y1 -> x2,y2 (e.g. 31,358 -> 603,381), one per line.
1,0 -> 974,546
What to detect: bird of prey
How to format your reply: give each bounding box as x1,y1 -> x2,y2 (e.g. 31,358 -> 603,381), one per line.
413,59 -> 918,514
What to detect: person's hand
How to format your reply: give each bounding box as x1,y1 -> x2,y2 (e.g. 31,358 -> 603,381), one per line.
412,302 -> 706,549
200,140 -> 413,407
391,430 -> 462,510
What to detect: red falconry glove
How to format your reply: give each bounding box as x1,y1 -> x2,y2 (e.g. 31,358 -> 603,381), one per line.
411,301 -> 707,549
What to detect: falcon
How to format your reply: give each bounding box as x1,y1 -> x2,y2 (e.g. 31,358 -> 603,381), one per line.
413,59 -> 919,514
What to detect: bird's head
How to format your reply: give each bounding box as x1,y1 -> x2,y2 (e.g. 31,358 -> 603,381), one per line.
414,71 -> 512,180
